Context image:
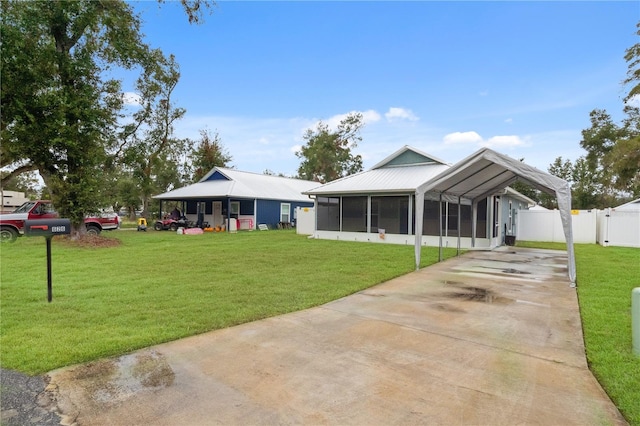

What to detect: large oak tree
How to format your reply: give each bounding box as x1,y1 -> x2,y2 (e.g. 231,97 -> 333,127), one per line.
0,0 -> 211,237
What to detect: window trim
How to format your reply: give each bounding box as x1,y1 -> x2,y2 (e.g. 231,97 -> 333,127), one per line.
280,202 -> 291,223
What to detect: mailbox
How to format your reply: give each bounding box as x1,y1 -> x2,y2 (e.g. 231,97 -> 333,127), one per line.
24,218 -> 71,302
24,219 -> 71,237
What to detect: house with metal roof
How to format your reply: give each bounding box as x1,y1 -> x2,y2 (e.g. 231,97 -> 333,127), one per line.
154,167 -> 317,230
304,145 -> 535,249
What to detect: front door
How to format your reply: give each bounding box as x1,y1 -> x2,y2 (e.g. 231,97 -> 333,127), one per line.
213,201 -> 222,227
491,196 -> 501,247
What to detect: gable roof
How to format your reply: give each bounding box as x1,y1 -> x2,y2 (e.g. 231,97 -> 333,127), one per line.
371,145 -> 449,169
305,146 -> 450,196
154,167 -> 319,202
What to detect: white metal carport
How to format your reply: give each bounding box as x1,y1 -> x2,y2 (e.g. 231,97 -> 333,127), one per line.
414,148 -> 576,285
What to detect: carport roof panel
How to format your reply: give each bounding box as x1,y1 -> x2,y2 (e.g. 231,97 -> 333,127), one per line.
417,148 -> 566,200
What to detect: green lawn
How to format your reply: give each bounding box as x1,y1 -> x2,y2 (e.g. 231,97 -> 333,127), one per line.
517,241 -> 640,425
2,232 -> 638,424
0,230 -> 456,375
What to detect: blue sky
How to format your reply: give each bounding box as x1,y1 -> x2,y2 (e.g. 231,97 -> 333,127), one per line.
130,1 -> 638,176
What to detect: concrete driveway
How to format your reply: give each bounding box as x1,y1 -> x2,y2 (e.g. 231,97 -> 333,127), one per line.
47,247 -> 627,425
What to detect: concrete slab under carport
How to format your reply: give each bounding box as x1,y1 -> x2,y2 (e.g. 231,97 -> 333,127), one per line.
47,247 -> 627,425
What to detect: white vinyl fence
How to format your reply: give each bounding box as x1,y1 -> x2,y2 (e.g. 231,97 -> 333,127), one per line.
597,208 -> 640,248
518,208 -> 640,247
517,209 -> 597,244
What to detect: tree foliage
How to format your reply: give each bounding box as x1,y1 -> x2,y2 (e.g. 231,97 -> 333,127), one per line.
0,0 -> 212,236
190,129 -> 232,182
114,52 -> 191,217
544,156 -> 604,209
624,22 -> 640,102
296,113 -> 365,183
580,107 -> 640,199
574,20 -> 640,201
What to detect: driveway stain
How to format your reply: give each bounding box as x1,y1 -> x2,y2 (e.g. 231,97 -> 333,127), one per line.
46,350 -> 174,423
444,285 -> 513,304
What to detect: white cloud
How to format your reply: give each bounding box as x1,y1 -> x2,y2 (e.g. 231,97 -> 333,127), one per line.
122,92 -> 142,106
173,113 -> 545,177
443,131 -> 483,145
504,118 -> 513,123
479,90 -> 489,96
385,107 -> 419,122
482,135 -> 527,148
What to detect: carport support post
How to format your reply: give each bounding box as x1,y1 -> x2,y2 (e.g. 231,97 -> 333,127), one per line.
633,288 -> 640,357
471,200 -> 477,248
438,193 -> 443,262
457,196 -> 461,256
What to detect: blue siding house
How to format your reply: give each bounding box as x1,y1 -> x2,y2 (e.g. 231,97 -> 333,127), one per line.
154,168 -> 318,230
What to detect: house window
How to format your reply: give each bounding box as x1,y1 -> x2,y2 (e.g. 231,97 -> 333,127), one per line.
317,197 -> 340,231
342,196 -> 367,232
372,196 -> 409,234
476,198 -> 488,238
230,201 -> 240,217
446,202 -> 458,234
422,200 -> 441,236
460,204 -> 472,237
280,203 -> 291,223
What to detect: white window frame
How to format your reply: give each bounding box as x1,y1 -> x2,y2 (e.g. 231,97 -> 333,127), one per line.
230,201 -> 240,216
280,203 -> 291,223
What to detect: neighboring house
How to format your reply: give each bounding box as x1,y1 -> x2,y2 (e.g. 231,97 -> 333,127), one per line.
614,198 -> 640,211
303,146 -> 534,249
154,168 -> 317,230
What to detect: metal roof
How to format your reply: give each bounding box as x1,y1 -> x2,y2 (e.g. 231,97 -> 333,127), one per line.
154,167 -> 319,202
304,163 -> 450,195
615,198 -> 640,211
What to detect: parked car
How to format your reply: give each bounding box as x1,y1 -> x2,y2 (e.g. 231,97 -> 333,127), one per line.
0,200 -> 120,243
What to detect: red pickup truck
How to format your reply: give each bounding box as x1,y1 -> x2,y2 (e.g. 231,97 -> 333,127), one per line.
0,200 -> 120,243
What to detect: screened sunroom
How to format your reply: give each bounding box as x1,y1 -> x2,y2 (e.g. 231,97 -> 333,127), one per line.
305,146 -> 533,249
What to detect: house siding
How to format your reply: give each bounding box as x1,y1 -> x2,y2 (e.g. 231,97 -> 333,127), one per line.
256,199 -> 313,228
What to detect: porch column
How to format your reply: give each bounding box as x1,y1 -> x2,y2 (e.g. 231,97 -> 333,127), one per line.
226,198 -> 231,233
253,199 -> 258,230
367,196 -> 371,233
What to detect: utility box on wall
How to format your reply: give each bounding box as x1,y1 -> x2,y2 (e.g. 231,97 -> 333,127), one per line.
295,207 -> 315,235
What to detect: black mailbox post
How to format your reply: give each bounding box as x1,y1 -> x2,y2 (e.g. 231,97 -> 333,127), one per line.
24,219 -> 71,302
